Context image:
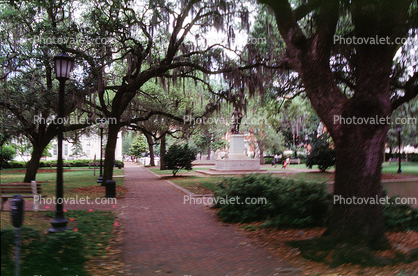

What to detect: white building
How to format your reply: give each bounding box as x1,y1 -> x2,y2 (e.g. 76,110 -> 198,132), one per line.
13,132 -> 123,162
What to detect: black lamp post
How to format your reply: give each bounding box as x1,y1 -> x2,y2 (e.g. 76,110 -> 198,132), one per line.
97,119 -> 105,184
49,53 -> 73,233
396,124 -> 402,174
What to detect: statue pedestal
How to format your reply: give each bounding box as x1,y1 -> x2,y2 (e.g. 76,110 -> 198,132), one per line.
214,134 -> 260,171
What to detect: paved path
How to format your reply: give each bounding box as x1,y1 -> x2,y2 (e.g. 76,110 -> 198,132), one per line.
121,163 -> 300,276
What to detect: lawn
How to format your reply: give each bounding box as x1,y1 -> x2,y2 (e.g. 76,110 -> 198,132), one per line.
164,162 -> 418,194
1,209 -> 116,276
382,162 -> 418,174
1,168 -> 123,276
0,168 -> 125,198
164,175 -> 227,193
147,166 -> 210,175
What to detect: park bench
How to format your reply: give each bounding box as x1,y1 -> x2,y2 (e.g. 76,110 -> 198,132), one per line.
288,158 -> 301,164
88,162 -> 99,169
50,162 -> 71,169
0,181 -> 42,211
388,157 -> 408,165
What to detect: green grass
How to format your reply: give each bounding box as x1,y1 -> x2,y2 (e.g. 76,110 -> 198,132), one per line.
381,162 -> 418,175
1,210 -> 115,276
1,211 -> 51,230
147,166 -> 210,175
1,168 -> 120,276
168,175 -> 227,192
0,210 -> 115,257
287,171 -> 334,182
0,168 -> 124,198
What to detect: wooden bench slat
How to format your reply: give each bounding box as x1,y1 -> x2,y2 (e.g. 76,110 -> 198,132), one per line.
1,181 -> 42,211
1,188 -> 42,193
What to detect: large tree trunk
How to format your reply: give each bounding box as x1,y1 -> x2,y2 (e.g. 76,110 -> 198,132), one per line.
24,143 -> 47,183
207,145 -> 211,160
258,141 -> 265,164
103,123 -> 120,183
144,132 -> 155,166
159,133 -> 166,170
326,123 -> 390,248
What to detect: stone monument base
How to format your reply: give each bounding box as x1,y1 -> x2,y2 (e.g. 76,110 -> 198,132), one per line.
214,158 -> 260,171
213,134 -> 261,171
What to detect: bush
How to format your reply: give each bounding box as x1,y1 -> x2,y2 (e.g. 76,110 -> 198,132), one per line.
164,144 -> 196,176
213,175 -> 418,232
1,227 -> 87,276
264,156 -> 274,165
68,159 -> 90,167
214,174 -> 331,228
114,159 -> 124,168
0,145 -> 16,167
383,198 -> 418,231
306,133 -> 335,171
297,153 -> 307,163
2,160 -> 27,168
407,153 -> 418,162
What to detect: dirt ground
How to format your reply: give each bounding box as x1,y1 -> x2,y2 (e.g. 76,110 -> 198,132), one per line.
240,224 -> 418,275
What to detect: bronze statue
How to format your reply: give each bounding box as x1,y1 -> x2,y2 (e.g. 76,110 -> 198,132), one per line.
230,107 -> 242,134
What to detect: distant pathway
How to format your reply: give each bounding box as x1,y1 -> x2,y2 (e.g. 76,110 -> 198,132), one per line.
120,163 -> 300,276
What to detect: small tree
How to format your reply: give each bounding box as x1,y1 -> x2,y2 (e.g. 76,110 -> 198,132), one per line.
306,133 -> 335,172
129,135 -> 148,157
164,144 -> 196,176
70,142 -> 86,159
0,145 -> 16,167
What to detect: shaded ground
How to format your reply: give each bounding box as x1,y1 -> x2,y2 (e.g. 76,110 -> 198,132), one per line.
239,224 -> 418,276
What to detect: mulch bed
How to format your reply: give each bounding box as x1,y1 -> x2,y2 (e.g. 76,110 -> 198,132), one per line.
240,224 -> 418,275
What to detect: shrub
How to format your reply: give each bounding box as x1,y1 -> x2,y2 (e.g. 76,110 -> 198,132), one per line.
408,153 -> 418,162
214,174 -> 331,228
0,145 -> 16,167
383,198 -> 418,231
306,133 -> 335,171
3,160 -> 27,168
264,156 -> 274,165
114,159 -> 124,168
164,144 -> 196,176
68,159 -> 90,167
1,227 -> 87,276
213,175 -> 418,231
297,153 -> 307,163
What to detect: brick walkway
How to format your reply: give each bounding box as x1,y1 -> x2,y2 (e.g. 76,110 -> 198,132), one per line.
121,163 -> 300,276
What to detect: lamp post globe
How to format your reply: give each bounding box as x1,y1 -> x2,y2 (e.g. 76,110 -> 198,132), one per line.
49,53 -> 73,233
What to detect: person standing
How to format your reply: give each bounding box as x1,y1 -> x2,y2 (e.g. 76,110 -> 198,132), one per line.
274,154 -> 279,167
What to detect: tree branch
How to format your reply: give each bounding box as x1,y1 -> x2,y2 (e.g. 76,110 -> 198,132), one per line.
391,72 -> 418,111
